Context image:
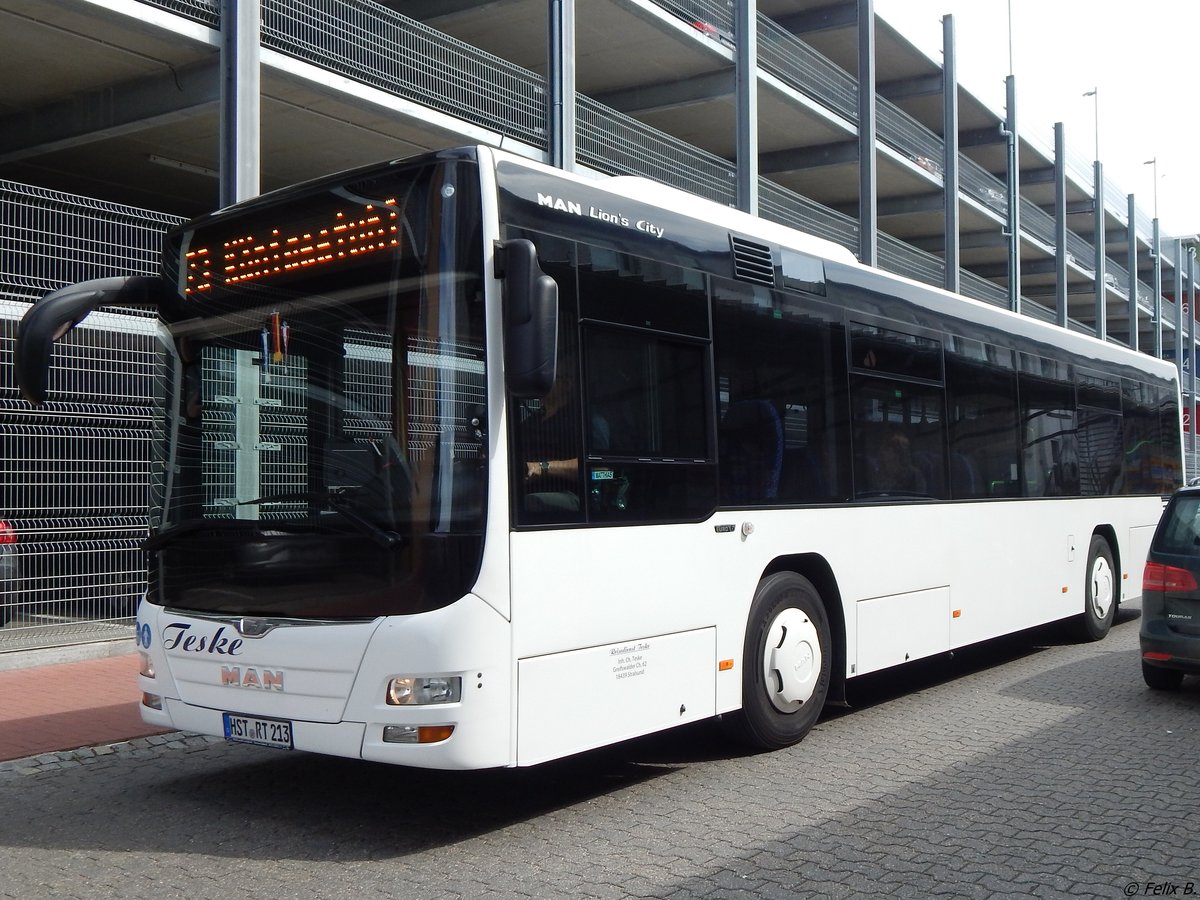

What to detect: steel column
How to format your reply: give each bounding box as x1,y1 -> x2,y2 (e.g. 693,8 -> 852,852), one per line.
1127,193 -> 1139,352
735,0 -> 758,215
1175,239 -> 1184,381
1003,75 -> 1019,313
1153,218 -> 1163,358
548,0 -> 576,171
857,0 -> 877,266
1094,161 -> 1106,341
1190,248 -> 1197,466
1053,122 -> 1067,328
219,0 -> 260,208
941,15 -> 959,294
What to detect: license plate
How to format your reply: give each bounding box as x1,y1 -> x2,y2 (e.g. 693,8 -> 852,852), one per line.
222,712 -> 294,750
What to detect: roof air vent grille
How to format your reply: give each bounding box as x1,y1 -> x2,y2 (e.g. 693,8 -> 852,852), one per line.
730,236 -> 775,287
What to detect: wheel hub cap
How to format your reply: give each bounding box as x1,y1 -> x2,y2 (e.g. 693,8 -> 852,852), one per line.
762,608 -> 822,713
1090,555 -> 1114,620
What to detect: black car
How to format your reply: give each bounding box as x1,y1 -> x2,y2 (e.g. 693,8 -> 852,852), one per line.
1141,486 -> 1200,689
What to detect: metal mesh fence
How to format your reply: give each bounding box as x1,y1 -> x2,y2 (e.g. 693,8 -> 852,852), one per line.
261,0 -> 546,145
0,180 -> 178,305
758,180 -> 858,254
141,0 -> 218,28
759,16 -> 857,123
576,97 -> 736,205
0,179 -> 180,652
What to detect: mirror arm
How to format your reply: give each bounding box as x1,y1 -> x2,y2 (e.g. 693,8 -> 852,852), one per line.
16,275 -> 182,405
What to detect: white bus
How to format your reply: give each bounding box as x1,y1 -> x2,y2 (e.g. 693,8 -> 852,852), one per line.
15,146 -> 1182,768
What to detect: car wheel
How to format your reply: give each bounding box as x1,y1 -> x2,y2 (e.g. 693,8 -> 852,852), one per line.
721,572 -> 831,750
1077,534 -> 1116,642
1142,660 -> 1185,691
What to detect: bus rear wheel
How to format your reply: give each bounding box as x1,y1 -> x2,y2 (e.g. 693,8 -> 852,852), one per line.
722,572 -> 831,750
1077,534 -> 1117,642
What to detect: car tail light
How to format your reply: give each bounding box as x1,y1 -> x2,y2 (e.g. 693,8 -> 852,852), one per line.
0,521 -> 14,545
1143,561 -> 1199,593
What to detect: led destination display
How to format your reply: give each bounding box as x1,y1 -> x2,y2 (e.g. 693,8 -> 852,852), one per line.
183,200 -> 401,295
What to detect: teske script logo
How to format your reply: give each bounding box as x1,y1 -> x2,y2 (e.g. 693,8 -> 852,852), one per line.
162,622 -> 244,656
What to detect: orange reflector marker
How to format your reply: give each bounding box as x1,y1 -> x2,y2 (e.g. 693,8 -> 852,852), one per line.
418,725 -> 455,744
718,659 -> 734,671
1062,586 -> 1069,593
952,609 -> 961,618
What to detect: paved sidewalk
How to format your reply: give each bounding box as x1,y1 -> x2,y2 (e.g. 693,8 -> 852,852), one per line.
0,650 -> 170,762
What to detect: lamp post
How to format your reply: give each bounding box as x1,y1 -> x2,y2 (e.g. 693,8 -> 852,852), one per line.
1083,88 -> 1099,164
1084,88 -> 1104,339
1144,157 -> 1159,221
1144,157 -> 1163,358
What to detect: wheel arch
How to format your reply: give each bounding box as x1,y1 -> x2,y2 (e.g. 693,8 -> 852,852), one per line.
762,553 -> 847,706
1092,523 -> 1120,597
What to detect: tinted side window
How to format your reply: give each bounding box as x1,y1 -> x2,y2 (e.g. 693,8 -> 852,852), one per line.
850,321 -> 942,382
945,338 -> 1020,499
851,378 -> 947,500
509,234 -> 586,526
1019,354 -> 1077,497
848,322 -> 946,501
585,328 -> 708,460
577,244 -> 709,337
1076,370 -> 1123,496
712,278 -> 850,506
1157,385 -> 1184,491
578,256 -> 717,523
1121,379 -> 1175,495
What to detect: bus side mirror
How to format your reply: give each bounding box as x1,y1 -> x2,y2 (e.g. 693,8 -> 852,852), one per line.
15,275 -> 180,405
495,239 -> 558,398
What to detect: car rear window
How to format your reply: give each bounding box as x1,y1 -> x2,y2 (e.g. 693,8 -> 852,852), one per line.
1156,495 -> 1200,554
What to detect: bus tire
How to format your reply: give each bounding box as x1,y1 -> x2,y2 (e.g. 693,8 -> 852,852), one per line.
722,572 -> 831,750
1077,534 -> 1117,642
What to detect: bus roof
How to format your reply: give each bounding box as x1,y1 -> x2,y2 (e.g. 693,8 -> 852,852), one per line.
486,146 -> 857,267
181,144 -> 1179,388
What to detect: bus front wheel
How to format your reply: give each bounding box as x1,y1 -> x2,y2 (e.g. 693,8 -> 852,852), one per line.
722,572 -> 831,750
1077,534 -> 1117,642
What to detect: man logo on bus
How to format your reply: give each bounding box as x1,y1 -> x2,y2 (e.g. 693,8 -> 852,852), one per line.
221,666 -> 285,691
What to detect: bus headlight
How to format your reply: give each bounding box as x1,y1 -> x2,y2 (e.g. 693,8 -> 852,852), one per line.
385,676 -> 461,705
138,651 -> 155,679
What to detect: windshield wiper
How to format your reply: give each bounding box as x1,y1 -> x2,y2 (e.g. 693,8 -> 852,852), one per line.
143,518 -> 274,553
146,489 -> 406,553
236,488 -> 406,549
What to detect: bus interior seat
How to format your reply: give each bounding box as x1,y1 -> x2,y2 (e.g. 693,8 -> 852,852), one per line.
719,400 -> 784,503
911,449 -> 941,496
779,446 -> 827,501
950,451 -> 982,498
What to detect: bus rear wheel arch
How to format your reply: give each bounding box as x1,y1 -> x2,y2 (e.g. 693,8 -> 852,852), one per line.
722,572 -> 831,750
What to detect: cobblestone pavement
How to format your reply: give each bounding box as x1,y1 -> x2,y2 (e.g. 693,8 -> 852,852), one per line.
1,605 -> 1197,900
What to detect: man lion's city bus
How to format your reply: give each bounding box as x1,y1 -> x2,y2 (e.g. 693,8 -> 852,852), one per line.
14,146 -> 1182,769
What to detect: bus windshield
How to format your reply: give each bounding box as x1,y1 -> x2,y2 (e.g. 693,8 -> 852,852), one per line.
148,157 -> 487,619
